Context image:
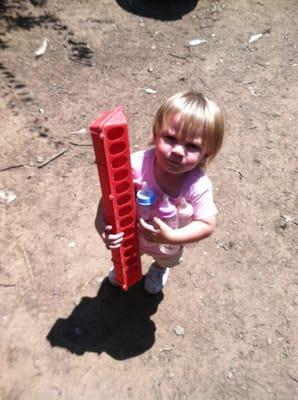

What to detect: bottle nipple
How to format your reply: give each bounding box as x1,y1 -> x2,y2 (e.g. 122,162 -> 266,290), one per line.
179,197 -> 193,215
178,197 -> 193,227
132,168 -> 142,190
141,181 -> 148,193
180,197 -> 187,209
160,195 -> 170,208
158,195 -> 177,218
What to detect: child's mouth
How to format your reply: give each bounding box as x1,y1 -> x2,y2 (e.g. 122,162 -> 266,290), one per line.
167,158 -> 182,167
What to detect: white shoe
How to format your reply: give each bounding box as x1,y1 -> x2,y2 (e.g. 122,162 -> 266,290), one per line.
144,264 -> 170,294
108,267 -> 120,287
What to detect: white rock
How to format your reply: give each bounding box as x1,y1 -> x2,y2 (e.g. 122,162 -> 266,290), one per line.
0,190 -> 17,205
35,39 -> 48,57
174,325 -> 185,336
186,39 -> 207,47
249,33 -> 263,44
143,87 -> 157,94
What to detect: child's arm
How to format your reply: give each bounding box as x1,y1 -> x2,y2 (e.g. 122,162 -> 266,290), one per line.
95,199 -> 124,249
138,216 -> 215,246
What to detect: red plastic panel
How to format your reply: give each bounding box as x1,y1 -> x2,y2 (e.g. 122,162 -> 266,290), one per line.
89,107 -> 142,290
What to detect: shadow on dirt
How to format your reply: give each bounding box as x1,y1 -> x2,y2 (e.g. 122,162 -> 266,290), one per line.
0,1 -> 94,65
5,13 -> 57,30
115,0 -> 199,21
47,278 -> 163,360
0,0 -> 56,31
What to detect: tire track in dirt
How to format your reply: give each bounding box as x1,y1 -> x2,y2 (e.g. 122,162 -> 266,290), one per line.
0,4 -> 95,139
0,61 -> 50,137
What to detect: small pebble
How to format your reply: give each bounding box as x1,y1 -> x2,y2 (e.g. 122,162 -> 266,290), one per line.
0,190 -> 17,205
36,156 -> 44,163
174,325 -> 185,336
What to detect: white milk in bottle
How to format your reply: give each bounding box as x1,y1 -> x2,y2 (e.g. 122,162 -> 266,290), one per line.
157,195 -> 180,255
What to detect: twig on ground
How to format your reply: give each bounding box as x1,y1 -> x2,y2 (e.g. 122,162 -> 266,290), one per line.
255,61 -> 270,68
21,245 -> 35,282
224,166 -> 244,179
199,77 -> 210,89
0,163 -> 28,172
69,141 -> 92,147
37,148 -> 68,168
287,374 -> 298,383
169,53 -> 190,62
69,128 -> 88,135
215,238 -> 229,251
0,283 -> 16,287
276,214 -> 298,230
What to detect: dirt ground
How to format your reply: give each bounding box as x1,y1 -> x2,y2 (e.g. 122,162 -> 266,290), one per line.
0,0 -> 297,399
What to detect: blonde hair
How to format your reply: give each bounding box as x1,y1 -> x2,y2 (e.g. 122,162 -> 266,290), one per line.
153,91 -> 224,167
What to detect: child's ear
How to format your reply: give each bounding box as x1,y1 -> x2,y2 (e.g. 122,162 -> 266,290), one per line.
199,153 -> 209,168
202,152 -> 209,162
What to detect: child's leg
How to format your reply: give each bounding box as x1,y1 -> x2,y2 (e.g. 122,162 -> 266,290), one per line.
108,250 -> 183,292
107,266 -> 120,286
144,249 -> 183,294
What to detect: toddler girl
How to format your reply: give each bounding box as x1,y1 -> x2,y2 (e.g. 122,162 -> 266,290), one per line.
95,90 -> 224,294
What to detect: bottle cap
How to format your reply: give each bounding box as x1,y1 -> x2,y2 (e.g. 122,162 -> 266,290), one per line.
136,181 -> 156,206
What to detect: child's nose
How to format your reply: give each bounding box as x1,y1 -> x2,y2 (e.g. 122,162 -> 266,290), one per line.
172,143 -> 185,155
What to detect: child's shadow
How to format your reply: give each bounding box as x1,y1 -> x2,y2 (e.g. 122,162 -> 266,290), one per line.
47,278 -> 163,360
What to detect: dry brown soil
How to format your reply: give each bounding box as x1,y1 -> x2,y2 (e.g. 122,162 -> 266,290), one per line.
0,0 -> 297,399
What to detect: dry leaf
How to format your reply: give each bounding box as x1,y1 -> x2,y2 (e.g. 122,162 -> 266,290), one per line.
249,33 -> 263,44
35,39 -> 48,57
143,87 -> 157,94
186,39 -> 207,47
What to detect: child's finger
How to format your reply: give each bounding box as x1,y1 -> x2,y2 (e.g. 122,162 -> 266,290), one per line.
153,217 -> 171,231
108,237 -> 124,246
108,232 -> 124,241
104,235 -> 123,249
109,243 -> 122,249
139,218 -> 157,232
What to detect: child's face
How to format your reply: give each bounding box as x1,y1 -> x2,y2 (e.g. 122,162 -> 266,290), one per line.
153,115 -> 208,176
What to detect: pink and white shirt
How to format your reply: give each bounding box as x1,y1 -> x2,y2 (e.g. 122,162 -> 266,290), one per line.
130,148 -> 217,258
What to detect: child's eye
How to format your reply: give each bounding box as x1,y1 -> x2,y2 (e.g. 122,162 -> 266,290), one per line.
186,143 -> 201,151
163,135 -> 176,143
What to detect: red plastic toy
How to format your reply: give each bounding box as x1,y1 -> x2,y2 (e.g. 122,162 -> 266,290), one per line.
89,107 -> 142,290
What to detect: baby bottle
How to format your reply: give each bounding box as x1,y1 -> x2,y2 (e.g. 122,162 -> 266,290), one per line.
178,197 -> 193,227
157,195 -> 180,255
136,181 -> 156,247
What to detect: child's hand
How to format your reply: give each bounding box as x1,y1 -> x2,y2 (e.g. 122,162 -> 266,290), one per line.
95,200 -> 124,250
101,225 -> 124,249
138,217 -> 176,244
